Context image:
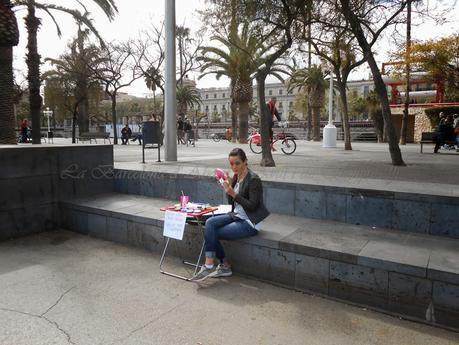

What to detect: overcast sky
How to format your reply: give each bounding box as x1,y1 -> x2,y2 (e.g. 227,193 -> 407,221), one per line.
12,0 -> 459,97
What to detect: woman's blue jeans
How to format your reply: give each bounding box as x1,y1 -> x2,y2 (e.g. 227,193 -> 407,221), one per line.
204,214 -> 258,262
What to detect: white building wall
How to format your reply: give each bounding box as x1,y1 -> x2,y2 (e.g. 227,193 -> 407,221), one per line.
196,80 -> 375,122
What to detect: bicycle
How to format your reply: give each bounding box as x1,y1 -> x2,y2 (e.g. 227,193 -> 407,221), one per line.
211,132 -> 231,142
249,121 -> 296,155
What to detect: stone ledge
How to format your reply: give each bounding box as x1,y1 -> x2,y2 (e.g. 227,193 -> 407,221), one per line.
60,192 -> 459,330
114,169 -> 459,239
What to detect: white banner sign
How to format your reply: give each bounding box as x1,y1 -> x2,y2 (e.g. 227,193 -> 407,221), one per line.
163,210 -> 187,240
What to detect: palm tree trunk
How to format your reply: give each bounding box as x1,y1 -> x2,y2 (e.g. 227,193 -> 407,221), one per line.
0,45 -> 17,144
26,2 -> 43,144
231,100 -> 237,143
337,82 -> 352,150
256,74 -> 275,167
238,101 -> 249,144
312,106 -> 321,141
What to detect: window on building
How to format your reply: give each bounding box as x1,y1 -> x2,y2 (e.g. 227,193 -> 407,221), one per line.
363,85 -> 370,97
222,93 -> 226,98
289,101 -> 293,107
279,89 -> 283,95
214,94 -> 217,99
222,104 -> 226,110
205,105 -> 209,111
205,94 -> 208,99
269,90 -> 273,96
279,102 -> 283,108
214,105 -> 218,111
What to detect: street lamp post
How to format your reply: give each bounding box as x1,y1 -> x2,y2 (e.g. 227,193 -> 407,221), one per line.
322,71 -> 337,148
164,0 -> 177,161
43,107 -> 53,143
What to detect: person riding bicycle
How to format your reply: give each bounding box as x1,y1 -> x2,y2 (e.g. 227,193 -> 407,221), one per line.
267,97 -> 282,151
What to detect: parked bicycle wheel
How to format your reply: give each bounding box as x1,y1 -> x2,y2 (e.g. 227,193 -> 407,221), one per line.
211,134 -> 221,142
280,138 -> 296,155
249,138 -> 263,154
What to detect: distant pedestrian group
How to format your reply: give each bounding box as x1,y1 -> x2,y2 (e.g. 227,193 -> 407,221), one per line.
177,116 -> 194,146
434,112 -> 459,153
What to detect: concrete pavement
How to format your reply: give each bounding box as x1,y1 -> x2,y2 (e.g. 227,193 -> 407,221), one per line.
1,230 -> 458,345
113,139 -> 459,197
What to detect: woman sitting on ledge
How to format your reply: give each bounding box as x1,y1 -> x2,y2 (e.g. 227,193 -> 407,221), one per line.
191,148 -> 270,282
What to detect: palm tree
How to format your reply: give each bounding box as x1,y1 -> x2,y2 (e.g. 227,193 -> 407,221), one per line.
200,24 -> 287,143
176,84 -> 201,117
0,0 -> 20,144
176,25 -> 191,86
12,0 -> 117,144
289,65 -> 327,141
45,27 -> 103,142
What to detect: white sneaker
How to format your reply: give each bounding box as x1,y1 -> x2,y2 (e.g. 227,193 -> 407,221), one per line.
189,265 -> 216,282
208,264 -> 233,278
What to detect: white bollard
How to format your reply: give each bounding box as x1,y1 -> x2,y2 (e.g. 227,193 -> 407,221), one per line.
323,124 -> 337,148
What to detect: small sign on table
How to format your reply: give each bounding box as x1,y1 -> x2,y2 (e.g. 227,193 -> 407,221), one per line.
163,210 -> 187,240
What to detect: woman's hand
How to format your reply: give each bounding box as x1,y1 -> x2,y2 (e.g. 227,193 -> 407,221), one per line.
222,180 -> 236,198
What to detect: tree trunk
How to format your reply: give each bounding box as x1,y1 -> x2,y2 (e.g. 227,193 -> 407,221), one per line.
340,0 -> 405,166
312,106 -> 321,141
400,0 -> 411,145
72,110 -> 77,144
257,74 -> 275,167
0,45 -> 17,144
238,101 -> 249,144
111,94 -> 118,144
231,100 -> 237,143
371,109 -> 385,143
306,6 -> 312,141
25,3 -> 43,144
337,82 -> 352,150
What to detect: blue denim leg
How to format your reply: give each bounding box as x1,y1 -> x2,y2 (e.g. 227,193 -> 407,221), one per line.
214,218 -> 258,261
204,214 -> 234,258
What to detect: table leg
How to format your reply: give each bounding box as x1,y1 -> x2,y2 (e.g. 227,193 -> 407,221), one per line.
159,215 -> 209,281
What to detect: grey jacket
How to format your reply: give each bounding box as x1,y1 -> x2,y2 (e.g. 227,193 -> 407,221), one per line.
227,170 -> 270,225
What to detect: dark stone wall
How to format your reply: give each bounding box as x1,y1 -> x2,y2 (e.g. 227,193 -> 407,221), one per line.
0,145 -> 113,241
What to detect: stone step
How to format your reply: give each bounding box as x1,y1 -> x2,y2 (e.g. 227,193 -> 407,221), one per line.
60,192 -> 459,330
114,168 -> 459,239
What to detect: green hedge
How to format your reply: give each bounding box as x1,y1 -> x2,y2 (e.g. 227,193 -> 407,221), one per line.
424,106 -> 459,128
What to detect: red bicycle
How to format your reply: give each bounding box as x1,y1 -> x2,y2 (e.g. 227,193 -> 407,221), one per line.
249,121 -> 296,155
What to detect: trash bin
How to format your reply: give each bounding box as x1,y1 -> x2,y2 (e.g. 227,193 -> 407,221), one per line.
141,121 -> 161,162
142,121 -> 161,145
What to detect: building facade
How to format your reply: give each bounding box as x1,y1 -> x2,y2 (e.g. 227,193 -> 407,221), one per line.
195,79 -> 375,122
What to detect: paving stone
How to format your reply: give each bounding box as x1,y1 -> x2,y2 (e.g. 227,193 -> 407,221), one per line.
325,192 -> 347,222
294,190 -> 326,219
279,224 -> 369,264
432,281 -> 459,328
388,272 -> 432,320
329,261 -> 388,309
428,246 -> 459,285
392,199 -> 431,234
88,213 -> 107,239
127,221 -> 164,252
106,217 -> 128,244
295,254 -> 329,294
358,240 -> 430,277
249,245 -> 295,287
347,194 -> 394,229
264,186 -> 295,215
430,203 -> 459,239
